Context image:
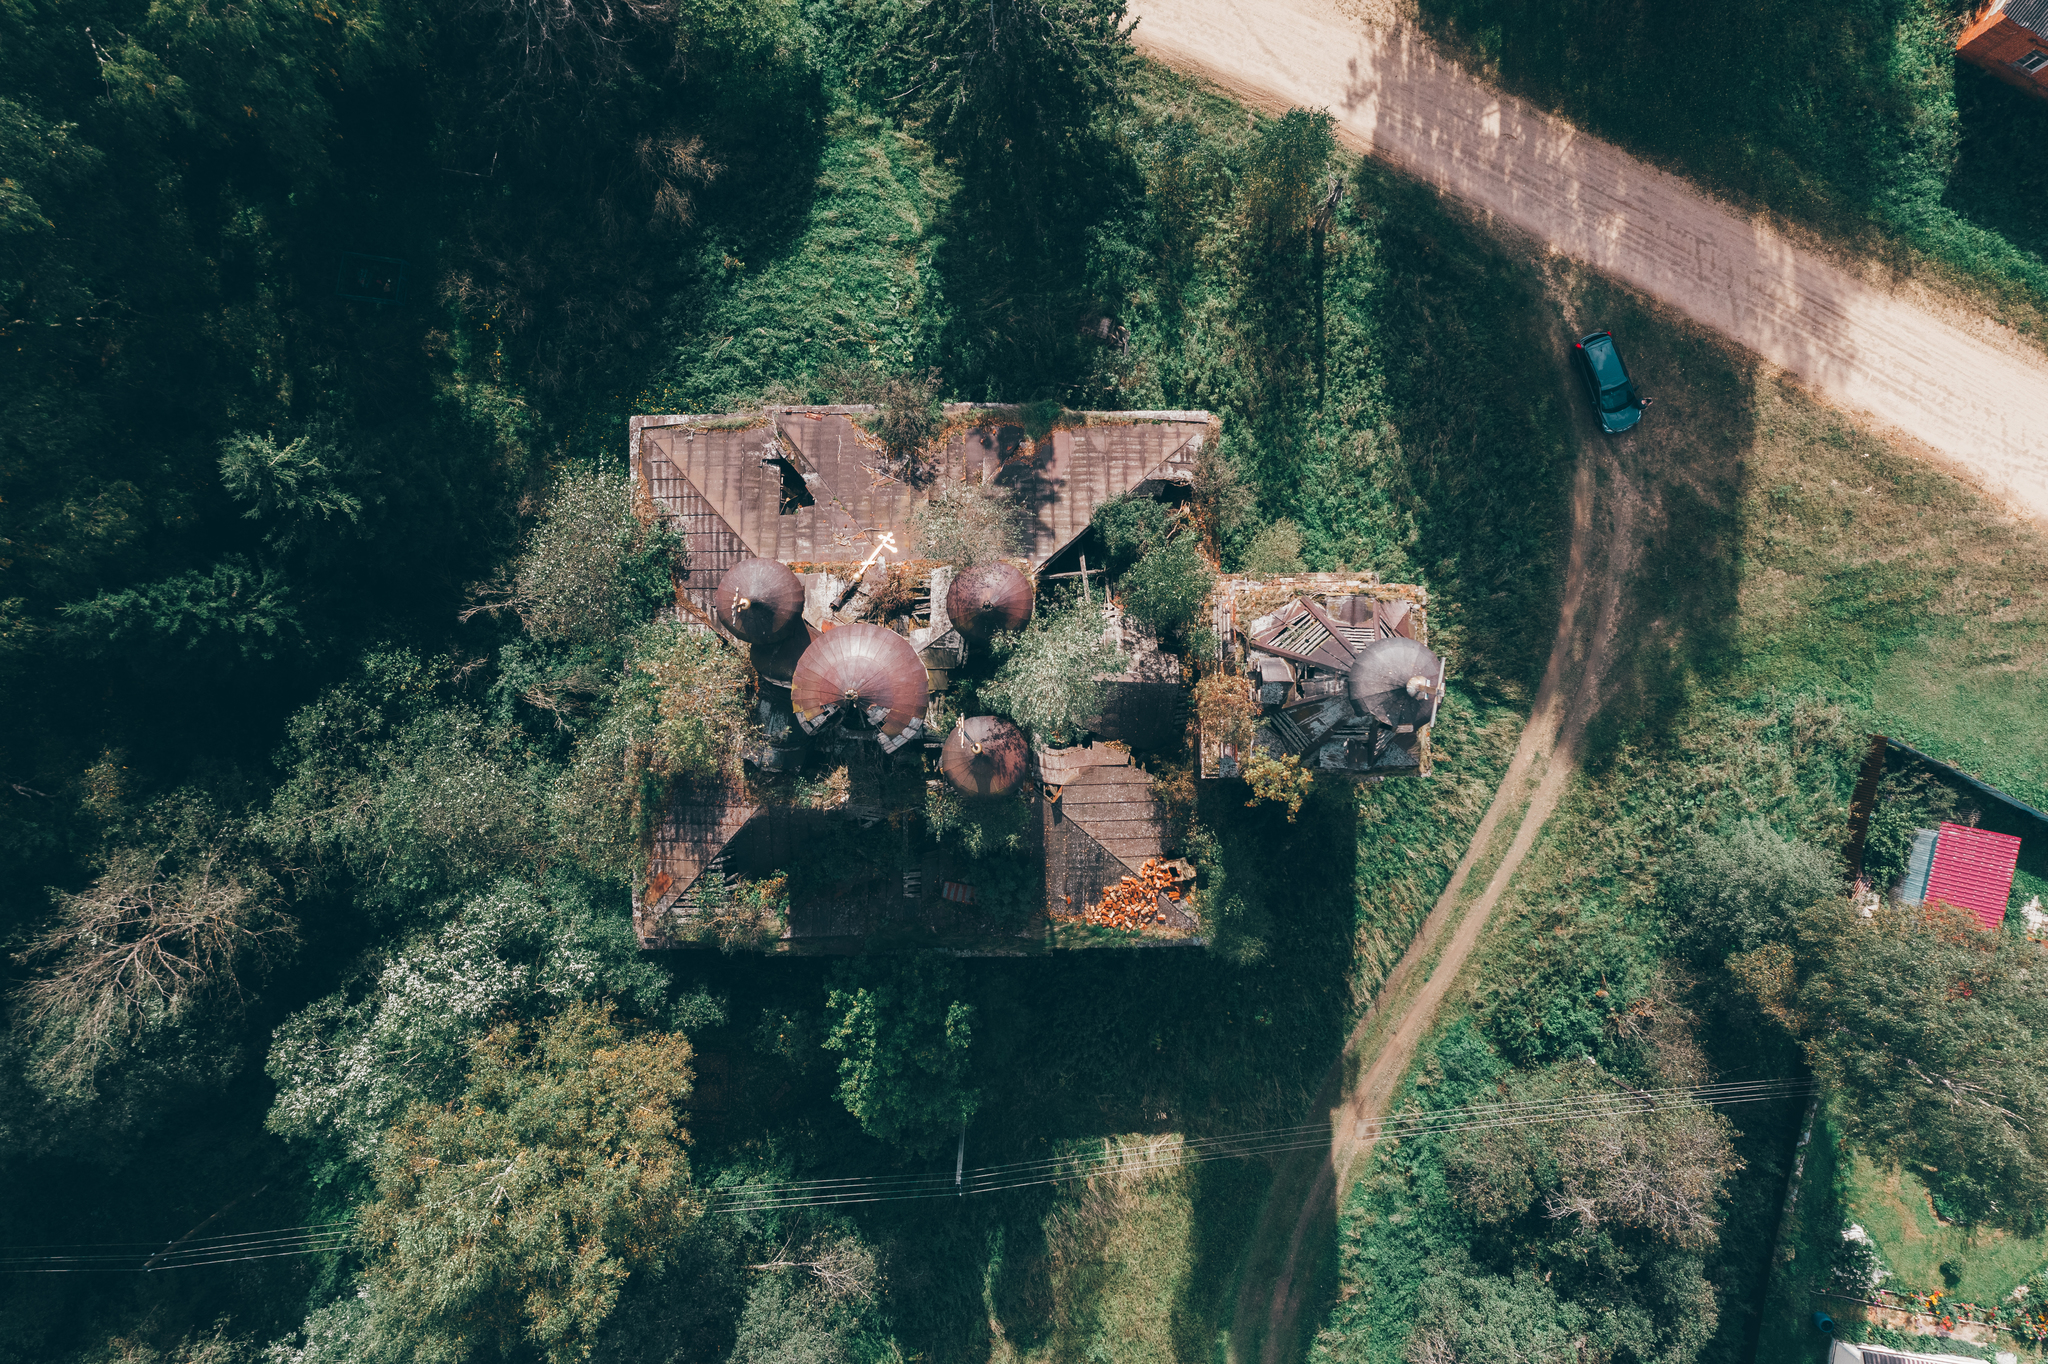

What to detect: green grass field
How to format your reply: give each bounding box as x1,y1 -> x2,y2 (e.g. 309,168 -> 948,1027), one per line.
1291,241 -> 2048,1362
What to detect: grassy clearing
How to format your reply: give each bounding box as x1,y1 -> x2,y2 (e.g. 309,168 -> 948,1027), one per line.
1758,1111 -> 2048,1364
1298,255 -> 2048,1364
1409,0 -> 2048,343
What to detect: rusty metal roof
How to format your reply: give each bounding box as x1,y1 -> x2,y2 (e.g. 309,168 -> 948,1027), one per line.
941,716 -> 1030,798
947,562 -> 1034,641
790,623 -> 930,737
716,557 -> 806,643
633,410 -> 1211,601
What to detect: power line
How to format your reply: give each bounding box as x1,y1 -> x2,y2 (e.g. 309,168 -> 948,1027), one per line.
0,1222 -> 360,1274
702,1077 -> 1815,1216
0,1077 -> 1814,1269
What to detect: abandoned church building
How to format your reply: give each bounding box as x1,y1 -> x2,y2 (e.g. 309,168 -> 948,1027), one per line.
626,405 -> 1448,954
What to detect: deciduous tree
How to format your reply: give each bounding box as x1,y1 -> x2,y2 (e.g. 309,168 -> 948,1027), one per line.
361,1002 -> 697,1363
1799,899 -> 2048,1221
822,957 -> 977,1153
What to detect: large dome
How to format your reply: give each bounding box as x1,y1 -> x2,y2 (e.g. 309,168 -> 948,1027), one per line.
1346,636 -> 1444,728
790,624 -> 930,737
946,563 -> 1033,641
939,716 -> 1030,799
715,558 -> 805,644
751,623 -> 814,689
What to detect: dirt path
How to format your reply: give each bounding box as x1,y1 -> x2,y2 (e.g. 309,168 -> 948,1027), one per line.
1128,0 -> 2048,525
1226,319 -> 1648,1361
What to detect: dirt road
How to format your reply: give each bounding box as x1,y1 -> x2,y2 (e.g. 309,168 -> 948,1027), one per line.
1128,0 -> 2048,524
1226,309 -> 1651,1362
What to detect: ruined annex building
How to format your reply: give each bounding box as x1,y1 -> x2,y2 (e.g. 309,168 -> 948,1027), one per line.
626,405 -> 1448,954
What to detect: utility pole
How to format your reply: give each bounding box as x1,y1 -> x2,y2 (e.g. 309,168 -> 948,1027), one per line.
956,1122 -> 967,1196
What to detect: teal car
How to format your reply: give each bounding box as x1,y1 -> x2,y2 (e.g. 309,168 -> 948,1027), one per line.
1573,331 -> 1646,433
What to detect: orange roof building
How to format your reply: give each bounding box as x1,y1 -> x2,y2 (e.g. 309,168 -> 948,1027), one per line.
1957,0 -> 2048,99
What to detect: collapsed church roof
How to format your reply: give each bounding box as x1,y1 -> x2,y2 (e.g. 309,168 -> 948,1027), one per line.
1201,574 -> 1442,782
619,403 -> 1304,955
630,406 -> 1212,619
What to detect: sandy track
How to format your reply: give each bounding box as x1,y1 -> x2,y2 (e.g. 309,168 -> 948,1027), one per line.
1220,278 -> 1654,1359
1227,322 -> 1648,1362
1128,0 -> 2048,523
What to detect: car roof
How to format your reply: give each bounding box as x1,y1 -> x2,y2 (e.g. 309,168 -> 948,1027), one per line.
1580,332 -> 1628,387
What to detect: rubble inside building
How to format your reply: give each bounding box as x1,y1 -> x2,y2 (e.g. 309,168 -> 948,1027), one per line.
1199,574 -> 1444,782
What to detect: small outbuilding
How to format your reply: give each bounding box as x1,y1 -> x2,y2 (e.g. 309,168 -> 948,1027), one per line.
1924,822 -> 2024,929
1957,0 -> 2048,100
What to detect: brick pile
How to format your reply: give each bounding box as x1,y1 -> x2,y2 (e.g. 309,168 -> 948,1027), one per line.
1068,858 -> 1186,931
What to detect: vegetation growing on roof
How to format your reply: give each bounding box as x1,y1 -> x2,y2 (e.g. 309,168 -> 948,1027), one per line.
911,482 -> 1025,567
979,596 -> 1124,747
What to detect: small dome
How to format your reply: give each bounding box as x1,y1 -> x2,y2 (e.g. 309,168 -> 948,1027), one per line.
1347,636 -> 1444,728
939,716 -> 1030,799
946,563 -> 1033,640
715,558 -> 805,644
751,624 -> 813,689
790,624 -> 930,737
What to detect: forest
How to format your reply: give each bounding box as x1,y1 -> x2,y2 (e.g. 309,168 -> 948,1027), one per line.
5,0 -> 2048,1360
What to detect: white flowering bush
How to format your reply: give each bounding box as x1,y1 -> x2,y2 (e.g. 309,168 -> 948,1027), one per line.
265,882 -> 633,1161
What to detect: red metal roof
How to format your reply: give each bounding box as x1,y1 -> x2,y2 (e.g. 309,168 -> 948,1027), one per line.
1924,823 -> 2023,929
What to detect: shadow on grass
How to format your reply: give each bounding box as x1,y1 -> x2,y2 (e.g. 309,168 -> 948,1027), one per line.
1560,272 -> 1753,766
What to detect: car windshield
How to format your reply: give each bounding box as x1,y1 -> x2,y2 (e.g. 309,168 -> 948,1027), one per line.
1599,384 -> 1633,412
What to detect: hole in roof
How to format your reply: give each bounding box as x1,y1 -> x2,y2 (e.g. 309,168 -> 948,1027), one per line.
763,456 -> 815,515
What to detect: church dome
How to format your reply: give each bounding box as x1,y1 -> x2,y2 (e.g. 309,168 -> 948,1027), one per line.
790,624 -> 930,737
1346,635 -> 1444,729
939,716 -> 1030,799
946,563 -> 1033,641
715,558 -> 805,644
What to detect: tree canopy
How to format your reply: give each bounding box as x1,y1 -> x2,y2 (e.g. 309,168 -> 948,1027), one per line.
821,956 -> 978,1154
360,1002 -> 698,1363
1797,900 -> 2048,1223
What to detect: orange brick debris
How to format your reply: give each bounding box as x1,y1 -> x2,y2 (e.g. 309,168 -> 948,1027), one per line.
1061,858 -> 1186,932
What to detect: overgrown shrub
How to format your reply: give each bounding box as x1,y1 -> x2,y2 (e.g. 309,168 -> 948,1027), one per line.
473,468 -> 682,649
1092,493 -> 1172,573
912,482 -> 1024,567
925,783 -> 1035,857
1119,533 -> 1214,638
1193,673 -> 1259,757
826,363 -> 947,478
636,624 -> 751,783
1240,518 -> 1307,575
1863,766 -> 1964,889
980,598 -> 1122,746
1662,819 -> 1839,957
822,956 -> 978,1153
1242,751 -> 1312,821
